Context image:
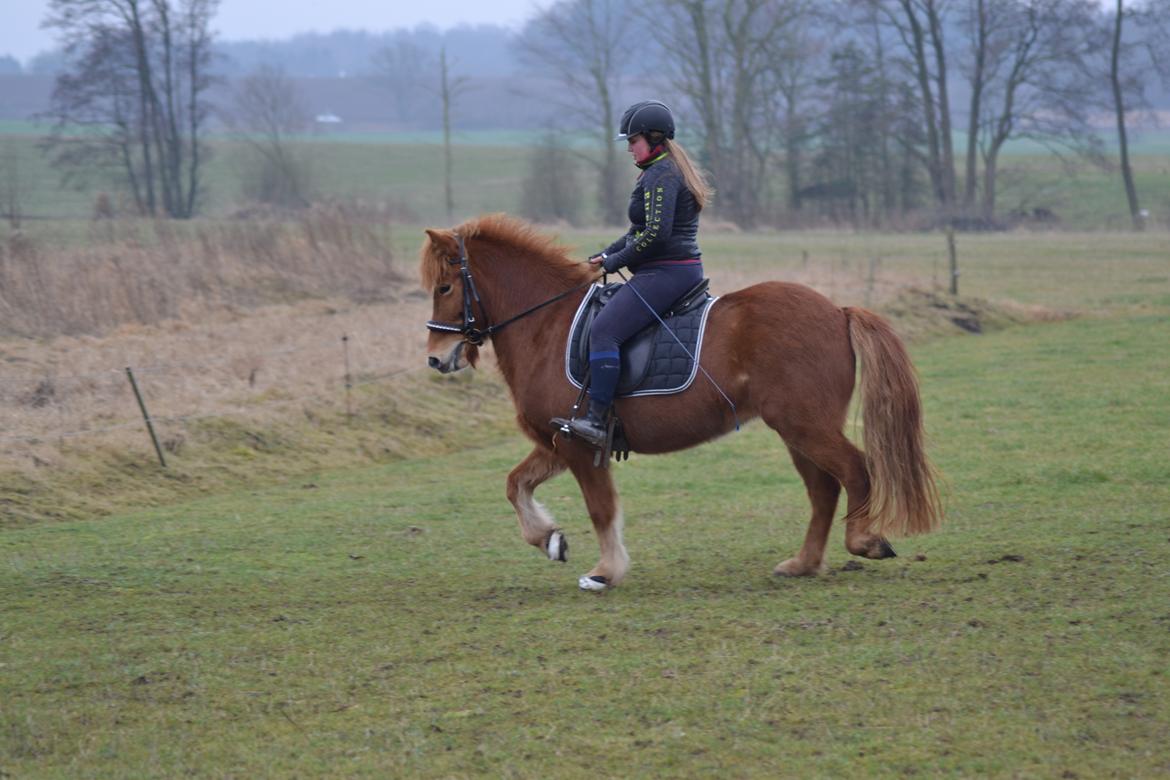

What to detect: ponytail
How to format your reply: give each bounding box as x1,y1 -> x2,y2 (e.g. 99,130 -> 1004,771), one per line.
663,139 -> 713,211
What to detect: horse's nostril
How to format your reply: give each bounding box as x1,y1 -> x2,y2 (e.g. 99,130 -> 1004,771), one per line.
428,356 -> 441,369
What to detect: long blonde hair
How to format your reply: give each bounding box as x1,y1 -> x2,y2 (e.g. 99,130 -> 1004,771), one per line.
654,136 -> 713,211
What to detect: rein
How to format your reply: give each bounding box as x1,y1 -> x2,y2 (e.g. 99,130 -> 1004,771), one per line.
426,234 -> 597,346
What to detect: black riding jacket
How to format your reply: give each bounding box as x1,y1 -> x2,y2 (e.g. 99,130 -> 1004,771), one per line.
601,154 -> 701,273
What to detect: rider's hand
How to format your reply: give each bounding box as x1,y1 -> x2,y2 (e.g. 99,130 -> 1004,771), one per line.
588,253 -> 605,267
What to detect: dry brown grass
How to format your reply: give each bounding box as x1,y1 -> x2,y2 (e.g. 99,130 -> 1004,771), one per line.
1,205 -> 417,476
0,294 -> 437,467
0,202 -> 401,339
0,252 -> 1039,469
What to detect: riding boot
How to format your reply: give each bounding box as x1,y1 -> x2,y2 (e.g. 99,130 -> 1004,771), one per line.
565,399 -> 610,448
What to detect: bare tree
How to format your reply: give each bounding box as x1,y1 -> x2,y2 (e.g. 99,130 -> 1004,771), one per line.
438,46 -> 470,221
807,34 -> 931,226
841,4 -> 927,222
42,0 -> 218,218
648,0 -> 811,226
224,65 -> 313,207
1100,0 -> 1170,230
965,0 -> 1099,220
768,27 -> 822,213
961,0 -> 989,211
372,40 -> 467,219
516,0 -> 634,226
812,2 -> 929,224
863,0 -> 958,215
370,35 -> 431,124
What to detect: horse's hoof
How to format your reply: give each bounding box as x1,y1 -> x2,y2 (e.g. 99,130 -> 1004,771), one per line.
773,558 -> 825,577
547,530 -> 568,562
578,575 -> 608,592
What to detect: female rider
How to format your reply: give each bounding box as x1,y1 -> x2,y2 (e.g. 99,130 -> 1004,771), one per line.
560,100 -> 713,447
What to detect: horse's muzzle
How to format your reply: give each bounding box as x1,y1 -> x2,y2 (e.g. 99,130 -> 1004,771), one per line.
427,341 -> 468,374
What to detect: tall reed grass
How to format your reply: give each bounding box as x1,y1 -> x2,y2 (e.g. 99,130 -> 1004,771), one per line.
0,201 -> 402,338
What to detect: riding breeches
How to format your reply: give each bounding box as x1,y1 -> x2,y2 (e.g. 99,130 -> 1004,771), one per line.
587,262 -> 704,407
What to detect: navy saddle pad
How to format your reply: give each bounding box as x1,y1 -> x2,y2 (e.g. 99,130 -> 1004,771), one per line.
565,279 -> 718,398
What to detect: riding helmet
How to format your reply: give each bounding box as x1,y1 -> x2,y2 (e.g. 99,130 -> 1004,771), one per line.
615,100 -> 676,141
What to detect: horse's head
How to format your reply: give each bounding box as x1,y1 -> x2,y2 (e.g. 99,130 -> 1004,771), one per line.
420,215 -> 595,373
420,227 -> 480,373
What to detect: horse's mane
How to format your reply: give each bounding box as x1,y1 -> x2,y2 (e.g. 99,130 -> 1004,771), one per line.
419,213 -> 592,291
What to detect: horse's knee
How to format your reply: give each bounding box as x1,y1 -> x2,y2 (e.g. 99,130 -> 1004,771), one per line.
505,472 -> 523,505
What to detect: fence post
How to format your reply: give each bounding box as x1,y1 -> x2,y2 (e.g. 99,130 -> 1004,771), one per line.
342,335 -> 353,422
946,226 -> 959,296
125,367 -> 166,468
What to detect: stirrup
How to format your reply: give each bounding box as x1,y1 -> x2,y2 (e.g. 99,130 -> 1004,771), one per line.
567,416 -> 608,448
549,415 -> 605,446
551,403 -> 628,468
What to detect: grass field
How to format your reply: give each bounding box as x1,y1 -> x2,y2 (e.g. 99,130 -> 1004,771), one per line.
2,223 -> 1170,775
2,309 -> 1169,777
3,126 -> 1170,227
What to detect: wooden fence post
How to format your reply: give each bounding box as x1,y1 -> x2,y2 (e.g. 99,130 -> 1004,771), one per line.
342,335 -> 353,422
946,226 -> 959,296
125,367 -> 166,468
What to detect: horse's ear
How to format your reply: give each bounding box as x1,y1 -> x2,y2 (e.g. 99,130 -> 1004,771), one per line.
424,228 -> 459,257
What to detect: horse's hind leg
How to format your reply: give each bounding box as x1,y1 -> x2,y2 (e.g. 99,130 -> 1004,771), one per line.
774,445 -> 840,577
507,446 -> 569,561
790,432 -> 897,560
766,406 -> 897,562
566,457 -> 629,591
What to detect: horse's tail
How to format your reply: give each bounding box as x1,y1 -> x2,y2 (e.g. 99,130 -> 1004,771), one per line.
844,307 -> 943,537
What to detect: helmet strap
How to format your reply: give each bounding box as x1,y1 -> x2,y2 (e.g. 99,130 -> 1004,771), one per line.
635,143 -> 667,168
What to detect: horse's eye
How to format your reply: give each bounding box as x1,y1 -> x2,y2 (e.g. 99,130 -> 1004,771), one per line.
437,284 -> 452,295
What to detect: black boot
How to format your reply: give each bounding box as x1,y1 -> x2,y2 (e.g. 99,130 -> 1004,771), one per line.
552,400 -> 610,448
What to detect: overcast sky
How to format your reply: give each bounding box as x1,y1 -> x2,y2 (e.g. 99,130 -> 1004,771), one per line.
2,0 -> 543,65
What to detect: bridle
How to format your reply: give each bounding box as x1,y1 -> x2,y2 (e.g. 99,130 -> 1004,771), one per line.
425,234 -> 596,346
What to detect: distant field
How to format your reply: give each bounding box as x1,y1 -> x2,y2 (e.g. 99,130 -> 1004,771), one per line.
3,124 -> 1170,227
0,134 -> 533,223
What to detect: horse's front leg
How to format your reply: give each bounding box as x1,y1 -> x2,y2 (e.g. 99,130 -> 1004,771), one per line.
506,446 -> 569,561
567,458 -> 630,591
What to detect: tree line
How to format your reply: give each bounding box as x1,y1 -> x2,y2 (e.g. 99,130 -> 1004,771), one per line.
511,0 -> 1169,230
35,0 -> 1170,229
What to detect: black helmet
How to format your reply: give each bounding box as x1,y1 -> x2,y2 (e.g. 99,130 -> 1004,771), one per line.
615,100 -> 675,141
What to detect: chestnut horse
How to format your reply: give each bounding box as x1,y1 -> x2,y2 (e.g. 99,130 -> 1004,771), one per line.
421,215 -> 941,591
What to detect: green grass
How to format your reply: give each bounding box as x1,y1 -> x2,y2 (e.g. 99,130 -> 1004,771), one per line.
4,126 -> 1170,227
0,134 -> 536,222
3,286 -> 1170,776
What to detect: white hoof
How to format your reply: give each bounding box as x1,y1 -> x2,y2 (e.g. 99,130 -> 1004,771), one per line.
547,530 -> 568,562
578,575 -> 609,592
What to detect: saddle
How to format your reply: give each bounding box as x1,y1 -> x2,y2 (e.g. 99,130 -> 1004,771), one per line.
565,278 -> 717,398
